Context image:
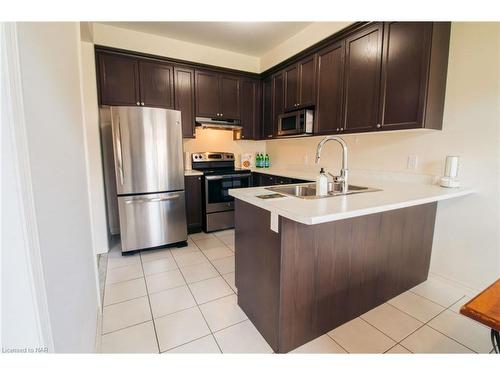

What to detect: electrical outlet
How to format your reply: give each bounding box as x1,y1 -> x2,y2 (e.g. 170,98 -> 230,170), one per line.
407,155 -> 418,170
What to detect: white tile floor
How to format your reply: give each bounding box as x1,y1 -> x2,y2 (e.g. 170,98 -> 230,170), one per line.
99,230 -> 494,354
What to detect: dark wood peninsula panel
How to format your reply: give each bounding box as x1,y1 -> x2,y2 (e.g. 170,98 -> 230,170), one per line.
235,199 -> 437,353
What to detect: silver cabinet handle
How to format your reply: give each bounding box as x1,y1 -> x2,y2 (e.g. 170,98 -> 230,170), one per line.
141,102 -> 145,106
376,124 -> 381,128
136,101 -> 140,105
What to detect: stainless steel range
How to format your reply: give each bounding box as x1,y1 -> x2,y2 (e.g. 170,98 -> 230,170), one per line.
191,152 -> 252,232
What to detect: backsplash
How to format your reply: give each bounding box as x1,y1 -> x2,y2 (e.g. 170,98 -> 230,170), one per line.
183,127 -> 265,168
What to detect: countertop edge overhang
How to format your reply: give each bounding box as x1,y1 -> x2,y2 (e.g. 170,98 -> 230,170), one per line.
229,180 -> 475,225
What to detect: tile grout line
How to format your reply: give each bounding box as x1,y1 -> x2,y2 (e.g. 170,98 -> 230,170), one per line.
423,324 -> 478,353
138,249 -> 163,354
170,237 -> 224,354
386,299 -> 445,325
102,317 -> 153,336
323,334 -> 350,354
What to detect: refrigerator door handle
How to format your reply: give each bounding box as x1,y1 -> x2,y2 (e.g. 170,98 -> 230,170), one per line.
115,119 -> 125,185
124,194 -> 181,204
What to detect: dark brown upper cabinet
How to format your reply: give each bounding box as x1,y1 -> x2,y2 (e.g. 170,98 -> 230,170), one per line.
379,22 -> 447,131
240,78 -> 261,140
220,76 -> 241,120
195,70 -> 219,117
174,67 -> 196,138
343,22 -> 383,133
262,76 -> 274,139
284,55 -> 317,112
273,72 -> 284,135
315,41 -> 345,135
195,70 -> 240,120
97,51 -> 174,109
138,61 -> 174,108
263,71 -> 285,139
98,52 -> 140,106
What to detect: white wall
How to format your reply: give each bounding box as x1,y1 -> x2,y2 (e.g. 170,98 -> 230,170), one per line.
16,22 -> 99,352
79,41 -> 109,254
1,23 -> 51,350
93,23 -> 260,73
266,22 -> 500,291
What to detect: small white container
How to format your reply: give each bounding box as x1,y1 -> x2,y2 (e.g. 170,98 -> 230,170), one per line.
316,168 -> 328,196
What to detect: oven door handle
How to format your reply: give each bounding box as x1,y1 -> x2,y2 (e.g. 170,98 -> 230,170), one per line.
205,175 -> 232,181
230,173 -> 252,178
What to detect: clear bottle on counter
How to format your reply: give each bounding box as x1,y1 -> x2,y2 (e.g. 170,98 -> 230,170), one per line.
316,168 -> 328,196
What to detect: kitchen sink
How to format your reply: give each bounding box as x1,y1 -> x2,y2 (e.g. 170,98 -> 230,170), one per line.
266,183 -> 380,199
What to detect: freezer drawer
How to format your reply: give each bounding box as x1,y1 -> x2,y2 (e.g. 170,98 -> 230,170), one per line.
118,191 -> 187,252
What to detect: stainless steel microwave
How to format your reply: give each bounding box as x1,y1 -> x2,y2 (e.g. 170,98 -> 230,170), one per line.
277,109 -> 314,136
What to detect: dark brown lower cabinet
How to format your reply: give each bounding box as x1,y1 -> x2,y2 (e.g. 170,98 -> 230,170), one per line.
252,172 -> 309,187
235,200 -> 437,352
184,175 -> 203,233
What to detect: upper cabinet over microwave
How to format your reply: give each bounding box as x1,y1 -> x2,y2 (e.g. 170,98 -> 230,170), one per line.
283,55 -> 317,112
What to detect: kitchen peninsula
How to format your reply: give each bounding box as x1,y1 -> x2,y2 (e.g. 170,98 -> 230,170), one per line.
229,175 -> 473,352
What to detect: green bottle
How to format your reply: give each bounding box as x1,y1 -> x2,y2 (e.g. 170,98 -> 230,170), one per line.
256,153 -> 262,168
264,154 -> 270,168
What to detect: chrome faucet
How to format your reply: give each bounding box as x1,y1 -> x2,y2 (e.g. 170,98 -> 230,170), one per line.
315,136 -> 349,193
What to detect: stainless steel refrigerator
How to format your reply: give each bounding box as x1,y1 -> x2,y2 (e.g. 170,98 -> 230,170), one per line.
106,106 -> 187,253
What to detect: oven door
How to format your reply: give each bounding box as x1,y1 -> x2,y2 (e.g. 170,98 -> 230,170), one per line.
278,111 -> 302,136
204,173 -> 252,213
205,175 -> 234,213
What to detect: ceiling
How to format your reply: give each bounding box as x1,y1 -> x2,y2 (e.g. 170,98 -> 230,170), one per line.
98,22 -> 313,56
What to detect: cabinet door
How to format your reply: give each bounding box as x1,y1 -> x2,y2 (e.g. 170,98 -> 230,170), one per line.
98,52 -> 140,106
379,22 -> 432,130
184,176 -> 203,233
298,55 -> 317,108
284,65 -> 299,111
195,70 -> 219,117
219,75 -> 240,119
343,23 -> 383,132
273,72 -> 285,135
174,67 -> 196,138
240,79 -> 261,140
262,77 -> 274,139
138,61 -> 174,108
315,41 -> 345,135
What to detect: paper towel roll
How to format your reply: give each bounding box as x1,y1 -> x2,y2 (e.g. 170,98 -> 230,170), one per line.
184,151 -> 192,170
444,156 -> 459,178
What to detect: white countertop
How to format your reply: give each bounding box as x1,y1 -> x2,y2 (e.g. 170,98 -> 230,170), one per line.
184,170 -> 203,177
229,170 -> 475,225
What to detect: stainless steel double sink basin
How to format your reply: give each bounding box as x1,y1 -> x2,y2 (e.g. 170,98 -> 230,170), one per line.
266,183 -> 380,199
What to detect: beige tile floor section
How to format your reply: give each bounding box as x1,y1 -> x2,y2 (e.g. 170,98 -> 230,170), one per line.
100,230 -> 494,354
